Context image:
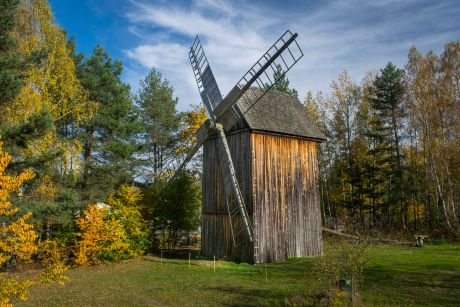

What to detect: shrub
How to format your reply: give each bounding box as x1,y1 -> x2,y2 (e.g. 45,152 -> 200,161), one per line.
313,238 -> 371,305
74,204 -> 130,265
108,185 -> 150,256
36,240 -> 69,285
0,141 -> 37,305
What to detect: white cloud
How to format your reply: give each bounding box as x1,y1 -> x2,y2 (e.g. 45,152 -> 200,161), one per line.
125,43 -> 186,69
123,0 -> 460,110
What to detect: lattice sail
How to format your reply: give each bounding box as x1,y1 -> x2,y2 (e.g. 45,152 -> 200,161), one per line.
189,36 -> 223,117
214,30 -> 303,131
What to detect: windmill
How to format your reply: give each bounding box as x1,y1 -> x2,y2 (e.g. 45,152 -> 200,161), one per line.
160,30 -> 325,263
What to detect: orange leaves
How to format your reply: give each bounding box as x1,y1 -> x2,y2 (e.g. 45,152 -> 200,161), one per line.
74,204 -> 130,266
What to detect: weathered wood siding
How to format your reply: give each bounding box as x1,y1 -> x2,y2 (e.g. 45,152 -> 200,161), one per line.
202,130 -> 323,263
201,130 -> 254,262
251,132 -> 322,263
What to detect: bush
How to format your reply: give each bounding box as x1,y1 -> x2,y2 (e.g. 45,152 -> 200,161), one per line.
74,204 -> 130,265
313,238 -> 371,305
108,185 -> 150,256
0,141 -> 38,305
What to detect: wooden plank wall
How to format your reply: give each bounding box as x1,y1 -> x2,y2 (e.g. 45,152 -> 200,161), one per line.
201,130 -> 254,262
251,132 -> 323,263
202,130 -> 323,263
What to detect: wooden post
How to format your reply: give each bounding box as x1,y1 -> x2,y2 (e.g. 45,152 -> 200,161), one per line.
264,263 -> 268,282
265,264 -> 268,282
188,252 -> 191,268
213,256 -> 216,273
160,250 -> 163,265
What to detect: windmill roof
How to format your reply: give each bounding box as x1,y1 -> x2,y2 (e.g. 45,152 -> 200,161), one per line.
234,89 -> 326,141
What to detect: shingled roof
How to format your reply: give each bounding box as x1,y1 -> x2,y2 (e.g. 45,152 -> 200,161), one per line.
234,89 -> 326,141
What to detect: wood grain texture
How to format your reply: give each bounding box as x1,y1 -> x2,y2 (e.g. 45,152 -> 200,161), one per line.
201,130 -> 322,263
251,133 -> 322,263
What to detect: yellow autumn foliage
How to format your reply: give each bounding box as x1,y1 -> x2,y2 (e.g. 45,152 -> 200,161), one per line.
108,185 -> 149,256
177,106 -> 207,154
74,204 -> 130,266
1,0 -> 95,188
0,141 -> 38,305
0,142 -> 37,266
8,0 -> 95,124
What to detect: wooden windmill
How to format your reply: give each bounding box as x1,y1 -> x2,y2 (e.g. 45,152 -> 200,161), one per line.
161,30 -> 325,263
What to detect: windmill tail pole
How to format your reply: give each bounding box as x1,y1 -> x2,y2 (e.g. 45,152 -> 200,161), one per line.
322,227 -> 411,245
322,227 -> 360,240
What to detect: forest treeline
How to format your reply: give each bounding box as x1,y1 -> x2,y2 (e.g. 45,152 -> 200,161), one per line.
305,43 -> 460,238
0,0 -> 205,242
0,0 -> 205,303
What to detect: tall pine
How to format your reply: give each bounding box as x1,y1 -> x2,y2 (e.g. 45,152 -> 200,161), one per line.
369,63 -> 407,228
136,68 -> 181,182
78,45 -> 142,201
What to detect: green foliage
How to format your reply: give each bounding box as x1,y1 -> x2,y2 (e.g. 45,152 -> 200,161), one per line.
78,45 -> 143,201
313,238 -> 371,305
143,172 -> 201,248
136,68 -> 181,180
268,64 -> 298,97
1,109 -> 53,149
0,0 -> 22,105
0,0 -> 53,173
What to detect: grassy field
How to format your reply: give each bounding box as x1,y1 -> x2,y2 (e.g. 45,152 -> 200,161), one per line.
18,243 -> 460,306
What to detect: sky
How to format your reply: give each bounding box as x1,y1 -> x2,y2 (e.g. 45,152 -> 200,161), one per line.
50,0 -> 460,111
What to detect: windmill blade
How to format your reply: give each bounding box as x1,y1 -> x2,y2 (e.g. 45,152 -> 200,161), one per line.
189,36 -> 223,120
213,30 -> 303,131
215,124 -> 253,245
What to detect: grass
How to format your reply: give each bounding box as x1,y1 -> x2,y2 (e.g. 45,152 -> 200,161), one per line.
17,243 -> 460,306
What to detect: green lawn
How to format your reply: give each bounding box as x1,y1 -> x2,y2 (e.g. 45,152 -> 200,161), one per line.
18,243 -> 460,306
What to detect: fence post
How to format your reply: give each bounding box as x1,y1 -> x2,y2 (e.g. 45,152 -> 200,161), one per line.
213,256 -> 216,274
161,249 -> 163,265
265,263 -> 268,282
189,252 -> 191,268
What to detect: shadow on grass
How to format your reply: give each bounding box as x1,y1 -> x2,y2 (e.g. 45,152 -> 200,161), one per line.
362,264 -> 460,305
207,285 -> 308,307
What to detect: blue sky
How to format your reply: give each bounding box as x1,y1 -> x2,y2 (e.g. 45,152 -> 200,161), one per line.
50,0 -> 460,111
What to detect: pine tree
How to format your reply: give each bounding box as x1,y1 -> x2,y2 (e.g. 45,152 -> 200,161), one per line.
269,64 -> 298,97
369,63 -> 407,228
0,0 -> 23,105
136,68 -> 181,181
78,45 -> 143,201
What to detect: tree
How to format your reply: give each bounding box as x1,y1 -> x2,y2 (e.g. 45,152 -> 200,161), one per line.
136,68 -> 181,181
269,64 -> 298,97
405,43 -> 460,234
78,45 -> 143,201
177,105 -> 207,172
369,63 -> 407,229
329,71 -> 361,221
143,172 -> 201,248
0,0 -> 53,160
305,91 -> 335,225
0,0 -> 23,105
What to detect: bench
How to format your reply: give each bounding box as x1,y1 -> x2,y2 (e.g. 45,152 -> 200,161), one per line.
414,235 -> 428,247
